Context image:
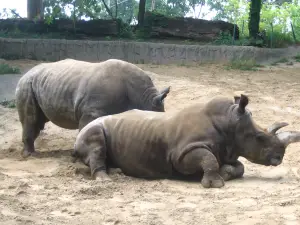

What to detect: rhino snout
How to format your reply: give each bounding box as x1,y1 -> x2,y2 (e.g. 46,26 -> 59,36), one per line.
269,155 -> 283,166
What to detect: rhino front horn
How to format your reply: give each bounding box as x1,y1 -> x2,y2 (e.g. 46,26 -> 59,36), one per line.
267,122 -> 289,134
276,131 -> 300,147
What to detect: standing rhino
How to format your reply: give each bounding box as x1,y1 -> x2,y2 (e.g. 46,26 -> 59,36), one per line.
72,94 -> 300,188
15,58 -> 170,158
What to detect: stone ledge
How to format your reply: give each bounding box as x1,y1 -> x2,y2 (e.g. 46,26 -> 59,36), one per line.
0,38 -> 297,64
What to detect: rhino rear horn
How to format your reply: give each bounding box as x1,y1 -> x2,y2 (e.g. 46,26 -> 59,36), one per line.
267,122 -> 289,134
276,131 -> 300,147
238,94 -> 249,114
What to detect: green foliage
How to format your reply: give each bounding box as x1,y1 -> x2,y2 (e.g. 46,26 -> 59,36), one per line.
1,0 -> 300,48
207,0 -> 300,47
118,21 -> 134,38
294,53 -> 300,62
275,57 -> 289,63
0,63 -> 20,75
146,0 -> 190,17
0,99 -> 16,108
225,59 -> 262,71
212,31 -> 251,45
265,31 -> 295,48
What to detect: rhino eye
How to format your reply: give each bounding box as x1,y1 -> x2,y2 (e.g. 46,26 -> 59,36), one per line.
256,132 -> 268,142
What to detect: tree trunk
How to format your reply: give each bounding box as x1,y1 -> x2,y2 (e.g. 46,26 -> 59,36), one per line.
27,0 -> 44,20
248,0 -> 262,39
150,0 -> 155,11
138,0 -> 146,27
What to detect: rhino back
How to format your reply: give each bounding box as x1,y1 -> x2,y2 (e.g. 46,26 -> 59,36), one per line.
104,110 -> 173,178
23,59 -> 137,128
27,60 -> 101,128
17,58 -> 159,129
78,59 -> 155,116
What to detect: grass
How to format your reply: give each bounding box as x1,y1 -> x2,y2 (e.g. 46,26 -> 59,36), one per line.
0,63 -> 21,75
294,54 -> 300,62
0,99 -> 16,108
270,57 -> 290,66
276,58 -> 289,63
225,59 -> 263,71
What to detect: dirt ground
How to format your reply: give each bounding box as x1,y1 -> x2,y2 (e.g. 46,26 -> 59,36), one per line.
1,59 -> 300,225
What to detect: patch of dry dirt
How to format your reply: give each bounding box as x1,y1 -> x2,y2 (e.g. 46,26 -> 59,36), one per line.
1,60 -> 300,224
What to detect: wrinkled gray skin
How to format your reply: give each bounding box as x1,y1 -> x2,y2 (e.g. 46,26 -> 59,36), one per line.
15,58 -> 170,158
72,94 -> 300,188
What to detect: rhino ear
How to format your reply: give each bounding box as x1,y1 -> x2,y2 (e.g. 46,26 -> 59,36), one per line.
234,96 -> 241,104
238,94 -> 249,114
160,86 -> 171,95
153,86 -> 170,105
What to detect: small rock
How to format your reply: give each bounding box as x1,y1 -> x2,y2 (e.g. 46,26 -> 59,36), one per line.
15,191 -> 27,196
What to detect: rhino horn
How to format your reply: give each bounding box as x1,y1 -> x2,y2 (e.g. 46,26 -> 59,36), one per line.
267,122 -> 289,134
276,131 -> 300,147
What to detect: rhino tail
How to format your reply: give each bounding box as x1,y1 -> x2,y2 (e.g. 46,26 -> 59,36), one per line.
15,77 -> 42,125
71,143 -> 79,163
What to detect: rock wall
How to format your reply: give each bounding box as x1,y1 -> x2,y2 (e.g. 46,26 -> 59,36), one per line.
0,15 -> 239,41
0,18 -> 120,38
144,12 -> 239,41
0,38 -> 296,64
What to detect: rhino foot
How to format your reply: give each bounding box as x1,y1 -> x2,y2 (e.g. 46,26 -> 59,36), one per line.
220,162 -> 244,181
94,170 -> 112,182
201,171 -> 225,188
22,150 -> 40,158
220,165 -> 236,181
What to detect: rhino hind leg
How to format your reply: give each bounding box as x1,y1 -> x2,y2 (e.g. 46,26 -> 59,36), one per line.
220,160 -> 244,181
73,125 -> 111,182
17,91 -> 48,158
173,148 -> 225,188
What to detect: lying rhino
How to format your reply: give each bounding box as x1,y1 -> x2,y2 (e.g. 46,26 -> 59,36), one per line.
72,94 -> 300,188
15,58 -> 170,158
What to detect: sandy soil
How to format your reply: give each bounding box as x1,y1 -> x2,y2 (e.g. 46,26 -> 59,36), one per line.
1,59 -> 300,225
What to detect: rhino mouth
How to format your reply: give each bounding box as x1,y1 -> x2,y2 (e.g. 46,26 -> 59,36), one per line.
247,156 -> 282,166
270,157 -> 282,166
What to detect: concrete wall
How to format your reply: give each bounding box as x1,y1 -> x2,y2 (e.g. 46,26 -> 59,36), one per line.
0,38 -> 298,64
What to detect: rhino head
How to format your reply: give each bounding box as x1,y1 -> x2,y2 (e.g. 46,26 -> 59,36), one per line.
231,94 -> 300,166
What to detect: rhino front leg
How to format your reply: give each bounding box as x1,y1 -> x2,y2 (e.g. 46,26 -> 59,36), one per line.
220,160 -> 245,181
174,148 -> 225,188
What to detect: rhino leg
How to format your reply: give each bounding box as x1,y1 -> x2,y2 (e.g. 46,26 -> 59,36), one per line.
73,125 -> 111,182
220,160 -> 244,181
17,92 -> 49,158
78,112 -> 105,131
174,148 -> 225,188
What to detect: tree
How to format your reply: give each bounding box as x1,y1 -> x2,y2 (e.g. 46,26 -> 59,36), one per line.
137,0 -> 146,26
27,0 -> 44,19
248,0 -> 262,39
